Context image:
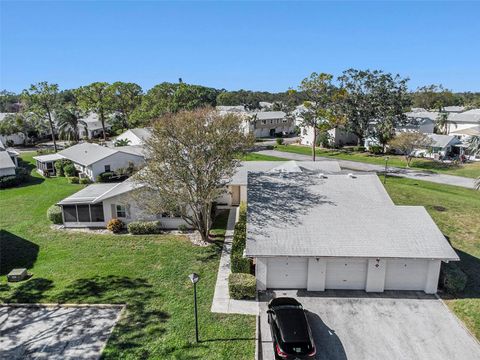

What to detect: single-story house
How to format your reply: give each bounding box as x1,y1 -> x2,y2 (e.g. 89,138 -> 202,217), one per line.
301,125 -> 358,147
34,143 -> 145,181
0,151 -> 16,177
396,117 -> 435,134
216,161 -> 342,206
78,113 -> 113,139
423,134 -> 462,158
0,113 -> 27,145
57,179 -> 190,229
115,128 -> 152,146
247,172 -> 459,294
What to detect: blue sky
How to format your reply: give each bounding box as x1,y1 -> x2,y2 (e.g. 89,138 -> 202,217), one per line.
1,1 -> 479,93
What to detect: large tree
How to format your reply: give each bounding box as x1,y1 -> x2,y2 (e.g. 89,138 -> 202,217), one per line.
412,84 -> 459,111
131,82 -> 219,126
296,73 -> 345,161
338,69 -> 410,147
76,82 -> 114,141
22,82 -> 59,151
0,112 -> 40,145
56,93 -> 86,142
110,82 -> 143,130
134,108 -> 253,242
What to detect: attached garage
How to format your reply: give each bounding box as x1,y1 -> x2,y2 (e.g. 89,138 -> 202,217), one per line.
325,259 -> 368,290
266,258 -> 308,289
247,172 -> 460,295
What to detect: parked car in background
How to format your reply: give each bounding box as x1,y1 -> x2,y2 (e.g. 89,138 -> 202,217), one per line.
267,297 -> 316,359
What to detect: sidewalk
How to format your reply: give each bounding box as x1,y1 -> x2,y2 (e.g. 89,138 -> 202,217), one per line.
255,149 -> 477,189
211,207 -> 258,315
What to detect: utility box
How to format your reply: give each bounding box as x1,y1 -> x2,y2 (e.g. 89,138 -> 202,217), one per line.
7,268 -> 28,282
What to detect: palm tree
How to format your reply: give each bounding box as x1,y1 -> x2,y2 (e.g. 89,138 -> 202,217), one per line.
56,108 -> 87,141
435,111 -> 457,134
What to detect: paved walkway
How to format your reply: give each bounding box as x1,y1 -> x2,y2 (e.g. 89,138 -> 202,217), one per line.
211,208 -> 258,315
256,149 -> 477,189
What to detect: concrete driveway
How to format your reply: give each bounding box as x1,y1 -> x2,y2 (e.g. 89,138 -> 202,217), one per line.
0,305 -> 123,360
259,290 -> 480,360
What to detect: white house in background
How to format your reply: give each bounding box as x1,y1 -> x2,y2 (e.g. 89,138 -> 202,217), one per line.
0,113 -> 26,145
115,128 -> 152,146
78,113 -> 112,139
57,179 -> 191,229
216,160 -> 342,207
447,109 -> 480,135
247,171 -> 459,294
251,111 -> 294,137
397,116 -> 435,134
34,143 -> 145,181
421,134 -> 462,159
300,126 -> 358,147
443,106 -> 465,113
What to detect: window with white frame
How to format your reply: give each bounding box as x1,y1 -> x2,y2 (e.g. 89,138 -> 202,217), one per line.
116,204 -> 126,218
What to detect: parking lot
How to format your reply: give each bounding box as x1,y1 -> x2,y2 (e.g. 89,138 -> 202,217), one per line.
259,290 -> 480,360
0,305 -> 123,360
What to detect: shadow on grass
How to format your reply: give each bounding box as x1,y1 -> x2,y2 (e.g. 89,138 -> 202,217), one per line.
1,278 -> 54,303
455,249 -> 480,299
0,230 -> 39,275
53,275 -> 170,357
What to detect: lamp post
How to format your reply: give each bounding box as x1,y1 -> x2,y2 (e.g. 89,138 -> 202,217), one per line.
188,272 -> 200,343
384,156 -> 389,184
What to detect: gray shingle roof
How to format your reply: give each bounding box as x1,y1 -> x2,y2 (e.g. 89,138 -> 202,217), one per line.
246,172 -> 458,260
129,128 -> 152,141
0,151 -> 15,170
230,161 -> 341,185
255,111 -> 286,120
427,134 -> 459,148
58,143 -> 118,166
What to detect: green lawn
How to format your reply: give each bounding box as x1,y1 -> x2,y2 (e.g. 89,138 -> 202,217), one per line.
383,176 -> 480,339
0,152 -> 255,359
241,152 -> 288,161
275,144 -> 480,178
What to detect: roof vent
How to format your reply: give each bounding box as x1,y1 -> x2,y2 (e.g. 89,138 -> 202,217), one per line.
347,173 -> 356,179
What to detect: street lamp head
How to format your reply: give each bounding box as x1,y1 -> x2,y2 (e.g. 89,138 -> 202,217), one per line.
188,273 -> 200,284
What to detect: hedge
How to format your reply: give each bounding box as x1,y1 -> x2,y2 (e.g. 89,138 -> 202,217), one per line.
231,203 -> 252,274
0,168 -> 28,189
68,176 -> 79,184
54,161 -> 65,177
79,178 -> 91,184
127,221 -> 162,235
442,263 -> 468,295
228,273 -> 256,300
47,205 -> 63,224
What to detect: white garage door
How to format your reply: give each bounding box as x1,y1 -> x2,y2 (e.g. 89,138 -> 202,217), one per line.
325,259 -> 368,290
385,259 -> 428,291
267,257 -> 308,289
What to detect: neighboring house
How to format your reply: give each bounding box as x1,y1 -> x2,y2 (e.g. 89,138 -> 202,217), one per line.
0,138 -> 19,167
0,151 -> 16,177
115,128 -> 152,146
78,113 -> 112,139
247,171 -> 459,294
216,160 -> 342,206
251,111 -> 294,138
33,153 -> 65,176
422,134 -> 462,158
396,117 -> 435,134
301,126 -> 358,147
34,143 -> 145,181
443,106 -> 465,113
0,113 -> 27,145
447,109 -> 480,134
57,179 -> 191,229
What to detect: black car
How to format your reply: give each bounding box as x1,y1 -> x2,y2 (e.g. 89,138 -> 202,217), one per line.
267,297 -> 316,359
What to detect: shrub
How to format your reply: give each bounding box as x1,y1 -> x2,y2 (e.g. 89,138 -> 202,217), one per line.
353,146 -> 366,152
127,220 -> 162,235
79,178 -> 91,184
96,171 -> 116,183
107,218 -> 124,233
68,176 -> 79,184
0,168 -> 29,189
229,273 -> 256,300
276,138 -> 284,145
178,224 -> 189,233
54,161 -> 65,177
369,145 -> 383,155
47,205 -> 63,224
442,263 -> 468,295
64,163 -> 76,177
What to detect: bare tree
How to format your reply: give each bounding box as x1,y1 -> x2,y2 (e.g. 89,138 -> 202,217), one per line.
388,132 -> 433,167
133,108 -> 254,242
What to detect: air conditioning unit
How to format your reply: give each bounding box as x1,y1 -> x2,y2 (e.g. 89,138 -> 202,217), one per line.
7,268 -> 28,282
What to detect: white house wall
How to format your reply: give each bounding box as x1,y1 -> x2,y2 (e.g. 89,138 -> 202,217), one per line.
0,133 -> 25,145
89,153 -> 145,181
0,166 -> 16,177
259,256 -> 443,294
